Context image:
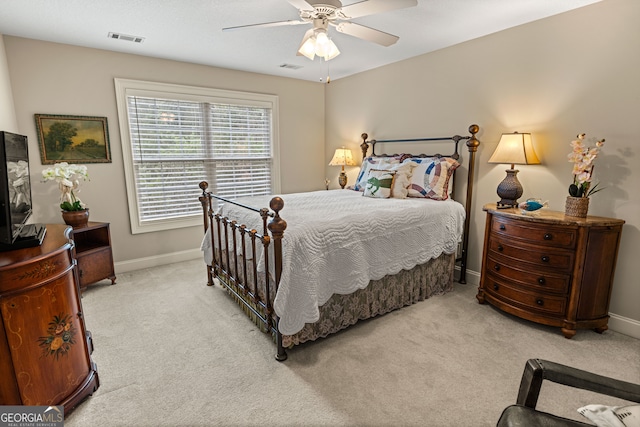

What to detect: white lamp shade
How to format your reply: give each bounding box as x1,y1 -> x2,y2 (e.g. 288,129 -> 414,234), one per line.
297,30 -> 316,60
321,39 -> 340,60
329,148 -> 357,166
488,132 -> 541,166
315,31 -> 330,56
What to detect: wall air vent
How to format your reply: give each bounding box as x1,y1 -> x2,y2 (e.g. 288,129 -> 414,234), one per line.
279,64 -> 302,70
108,32 -> 145,43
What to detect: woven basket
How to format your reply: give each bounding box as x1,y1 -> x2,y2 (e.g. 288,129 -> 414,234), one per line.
565,196 -> 589,218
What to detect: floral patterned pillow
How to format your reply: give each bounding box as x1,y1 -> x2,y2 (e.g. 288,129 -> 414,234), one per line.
402,157 -> 460,200
363,169 -> 396,199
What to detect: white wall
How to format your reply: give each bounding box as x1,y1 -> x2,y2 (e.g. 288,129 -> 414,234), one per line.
0,34 -> 17,132
3,37 -> 326,269
325,0 -> 640,334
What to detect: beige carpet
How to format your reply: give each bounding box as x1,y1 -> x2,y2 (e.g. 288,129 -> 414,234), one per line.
65,259 -> 640,426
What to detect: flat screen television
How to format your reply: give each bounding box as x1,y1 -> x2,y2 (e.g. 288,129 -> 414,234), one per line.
0,131 -> 44,248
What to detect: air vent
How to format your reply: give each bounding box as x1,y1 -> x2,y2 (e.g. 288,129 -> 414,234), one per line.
279,63 -> 302,70
108,32 -> 145,43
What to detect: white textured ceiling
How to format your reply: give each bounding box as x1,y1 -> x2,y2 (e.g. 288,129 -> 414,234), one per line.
0,0 -> 602,83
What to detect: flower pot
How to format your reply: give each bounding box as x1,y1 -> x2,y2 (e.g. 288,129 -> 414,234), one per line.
62,209 -> 90,228
565,196 -> 589,218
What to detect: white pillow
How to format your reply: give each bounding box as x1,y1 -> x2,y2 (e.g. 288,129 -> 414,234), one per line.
384,162 -> 415,199
578,404 -> 640,427
353,157 -> 400,191
362,169 -> 396,199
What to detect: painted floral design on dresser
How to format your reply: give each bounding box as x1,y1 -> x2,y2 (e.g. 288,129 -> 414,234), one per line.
18,260 -> 59,281
37,314 -> 77,359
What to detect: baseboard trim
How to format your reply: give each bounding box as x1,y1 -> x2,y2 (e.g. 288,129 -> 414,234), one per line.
114,248 -> 202,274
456,267 -> 638,340
455,266 -> 480,286
608,313 -> 640,339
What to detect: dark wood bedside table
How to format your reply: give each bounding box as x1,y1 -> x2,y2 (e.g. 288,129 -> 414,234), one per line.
477,203 -> 624,338
70,221 -> 116,291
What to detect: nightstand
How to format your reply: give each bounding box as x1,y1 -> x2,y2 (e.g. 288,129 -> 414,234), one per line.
71,221 -> 116,291
477,203 -> 624,338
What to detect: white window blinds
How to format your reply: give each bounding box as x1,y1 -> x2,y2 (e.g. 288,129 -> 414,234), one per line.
115,79 -> 279,234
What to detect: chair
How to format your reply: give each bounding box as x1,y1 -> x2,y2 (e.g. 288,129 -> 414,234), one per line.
497,358 -> 640,427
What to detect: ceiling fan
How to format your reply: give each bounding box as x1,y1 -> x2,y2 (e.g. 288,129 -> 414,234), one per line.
222,0 -> 418,61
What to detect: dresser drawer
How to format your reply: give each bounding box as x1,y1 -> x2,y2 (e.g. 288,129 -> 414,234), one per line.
487,235 -> 574,271
485,254 -> 571,293
491,216 -> 577,249
76,247 -> 114,287
485,280 -> 567,317
0,249 -> 74,294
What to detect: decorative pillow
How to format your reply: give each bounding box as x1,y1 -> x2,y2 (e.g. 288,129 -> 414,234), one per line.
394,153 -> 414,163
353,156 -> 400,191
363,169 -> 396,199
402,157 -> 460,200
578,404 -> 640,427
384,162 -> 415,199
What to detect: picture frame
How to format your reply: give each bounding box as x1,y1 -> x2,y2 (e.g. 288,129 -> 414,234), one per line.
34,114 -> 112,164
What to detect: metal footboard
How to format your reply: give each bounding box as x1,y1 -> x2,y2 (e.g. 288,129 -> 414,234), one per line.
199,182 -> 288,361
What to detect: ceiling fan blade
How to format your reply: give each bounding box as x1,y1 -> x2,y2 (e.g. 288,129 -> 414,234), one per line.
287,0 -> 314,11
340,0 -> 417,19
334,22 -> 399,46
223,20 -> 306,32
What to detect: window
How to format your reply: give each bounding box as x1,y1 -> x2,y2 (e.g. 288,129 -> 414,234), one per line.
114,79 -> 280,234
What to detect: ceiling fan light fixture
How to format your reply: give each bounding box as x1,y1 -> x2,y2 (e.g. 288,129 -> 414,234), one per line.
313,29 -> 330,56
297,28 -> 340,61
298,36 -> 317,60
225,0 -> 417,62
322,39 -> 340,60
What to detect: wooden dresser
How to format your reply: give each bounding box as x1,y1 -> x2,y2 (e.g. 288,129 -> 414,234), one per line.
477,203 -> 624,338
0,224 -> 99,411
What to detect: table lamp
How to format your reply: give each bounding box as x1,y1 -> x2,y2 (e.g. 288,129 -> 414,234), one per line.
329,147 -> 356,189
488,132 -> 540,208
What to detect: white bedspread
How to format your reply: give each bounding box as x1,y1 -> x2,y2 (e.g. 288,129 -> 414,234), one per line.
201,190 -> 465,335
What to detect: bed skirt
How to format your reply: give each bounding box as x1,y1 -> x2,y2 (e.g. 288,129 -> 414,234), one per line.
217,252 -> 455,348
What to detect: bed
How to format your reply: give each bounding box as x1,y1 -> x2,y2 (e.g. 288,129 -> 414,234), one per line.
199,124 -> 480,360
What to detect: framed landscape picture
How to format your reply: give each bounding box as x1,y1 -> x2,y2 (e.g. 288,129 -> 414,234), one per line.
34,114 -> 112,164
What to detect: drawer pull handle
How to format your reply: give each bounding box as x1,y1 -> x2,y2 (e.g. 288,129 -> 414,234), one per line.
538,277 -> 546,285
541,256 -> 550,263
494,264 -> 501,271
499,224 -> 506,231
493,283 -> 499,291
497,244 -> 504,252
544,233 -> 552,240
536,299 -> 544,306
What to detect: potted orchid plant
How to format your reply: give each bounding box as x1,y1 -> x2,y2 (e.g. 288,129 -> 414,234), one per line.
565,133 -> 605,218
42,162 -> 90,226
567,133 -> 605,198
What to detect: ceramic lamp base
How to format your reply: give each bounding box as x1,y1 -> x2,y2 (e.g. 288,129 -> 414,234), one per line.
496,168 -> 522,208
338,172 -> 347,189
